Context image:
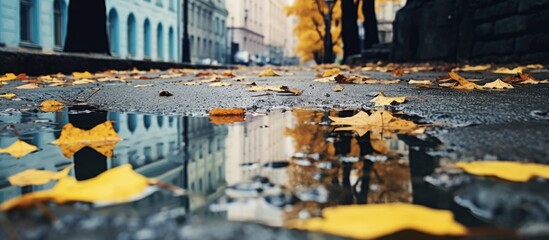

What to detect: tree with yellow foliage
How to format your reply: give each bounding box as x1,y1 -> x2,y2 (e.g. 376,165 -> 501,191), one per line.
285,0 -> 343,63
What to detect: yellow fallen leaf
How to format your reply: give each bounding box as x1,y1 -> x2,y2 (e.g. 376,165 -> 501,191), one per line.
134,84 -> 154,88
0,93 -> 16,100
439,82 -> 458,88
452,64 -> 491,72
289,203 -> 467,239
314,75 -> 338,83
8,165 -> 73,186
0,139 -> 38,159
0,73 -> 17,81
72,79 -> 96,85
482,79 -> 514,89
52,121 -> 122,158
209,82 -> 232,87
1,164 -> 149,211
321,68 -> 340,77
492,67 -> 523,75
449,72 -> 483,90
330,110 -> 420,137
72,71 -> 95,79
16,83 -> 40,89
333,85 -> 344,92
258,68 -> 281,77
370,92 -> 406,107
248,85 -> 301,95
456,161 -> 549,182
39,100 -> 65,112
408,80 -> 432,85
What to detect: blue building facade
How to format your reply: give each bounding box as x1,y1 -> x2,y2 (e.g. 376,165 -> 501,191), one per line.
0,0 -> 180,62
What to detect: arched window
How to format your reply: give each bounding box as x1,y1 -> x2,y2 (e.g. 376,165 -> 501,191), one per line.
168,27 -> 174,61
108,9 -> 119,55
20,0 -> 39,44
53,0 -> 67,47
127,14 -> 137,57
157,23 -> 164,60
144,19 -> 151,58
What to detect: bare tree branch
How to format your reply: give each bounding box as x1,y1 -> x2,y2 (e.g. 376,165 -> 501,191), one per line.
314,0 -> 325,17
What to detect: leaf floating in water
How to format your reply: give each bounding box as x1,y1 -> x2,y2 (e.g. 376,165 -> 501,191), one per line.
1,164 -> 150,211
0,139 -> 38,159
39,100 -> 65,112
329,110 -> 422,137
52,121 -> 122,158
289,203 -> 467,239
8,164 -> 73,186
456,161 -> 549,182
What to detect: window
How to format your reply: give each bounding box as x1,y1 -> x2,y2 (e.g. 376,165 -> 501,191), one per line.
20,0 -> 38,44
168,27 -> 174,61
108,9 -> 119,55
127,14 -> 137,57
144,19 -> 151,58
157,23 -> 164,60
53,0 -> 66,47
169,0 -> 175,11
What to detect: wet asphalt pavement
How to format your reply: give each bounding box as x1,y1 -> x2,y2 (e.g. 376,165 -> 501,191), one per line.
2,68 -> 548,163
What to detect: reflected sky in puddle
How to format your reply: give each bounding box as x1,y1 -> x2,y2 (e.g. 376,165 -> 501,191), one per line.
0,107 -> 485,232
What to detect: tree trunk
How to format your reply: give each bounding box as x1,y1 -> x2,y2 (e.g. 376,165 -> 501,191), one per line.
64,0 -> 110,55
341,0 -> 361,62
362,0 -> 379,49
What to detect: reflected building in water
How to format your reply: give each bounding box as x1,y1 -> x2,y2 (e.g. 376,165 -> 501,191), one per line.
225,111 -> 293,186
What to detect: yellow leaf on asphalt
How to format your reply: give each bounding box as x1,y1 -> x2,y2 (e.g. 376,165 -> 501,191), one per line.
456,161 -> 549,182
333,85 -> 344,92
1,164 -> 149,211
314,75 -> 338,83
52,121 -> 122,158
0,139 -> 38,159
8,164 -> 73,186
439,82 -> 458,88
72,79 -> 96,85
492,67 -> 523,75
0,93 -> 16,100
482,79 -> 514,89
289,203 -> 466,239
209,82 -> 232,87
72,71 -> 95,79
364,79 -> 401,84
370,92 -> 406,107
39,100 -> 65,112
134,84 -> 154,88
0,73 -> 17,81
16,83 -> 40,89
321,68 -> 340,77
408,80 -> 432,85
248,85 -> 301,95
258,68 -> 281,77
449,72 -> 483,90
452,64 -> 491,72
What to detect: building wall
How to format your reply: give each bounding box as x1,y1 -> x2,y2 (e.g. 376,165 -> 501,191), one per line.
262,0 -> 287,64
376,0 -> 406,43
186,0 -> 228,64
106,0 -> 179,62
0,0 -> 68,52
227,0 -> 265,56
0,0 -> 179,62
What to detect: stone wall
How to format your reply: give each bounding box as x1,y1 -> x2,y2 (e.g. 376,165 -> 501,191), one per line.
392,0 -> 549,64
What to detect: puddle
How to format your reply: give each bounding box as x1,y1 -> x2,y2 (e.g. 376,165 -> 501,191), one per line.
0,107 -> 527,239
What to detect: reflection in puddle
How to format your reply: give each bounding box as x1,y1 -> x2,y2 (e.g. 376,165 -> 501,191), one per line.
0,107 -> 487,238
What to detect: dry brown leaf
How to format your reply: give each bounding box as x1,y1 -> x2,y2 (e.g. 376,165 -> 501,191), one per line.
449,72 -> 483,90
39,100 -> 65,112
482,79 -> 514,89
370,92 -> 406,107
195,71 -> 214,77
0,139 -> 38,159
391,68 -> 405,77
209,108 -> 245,116
8,165 -> 73,187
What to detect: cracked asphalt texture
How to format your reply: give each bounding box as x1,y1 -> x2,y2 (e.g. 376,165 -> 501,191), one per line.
2,67 -> 549,163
